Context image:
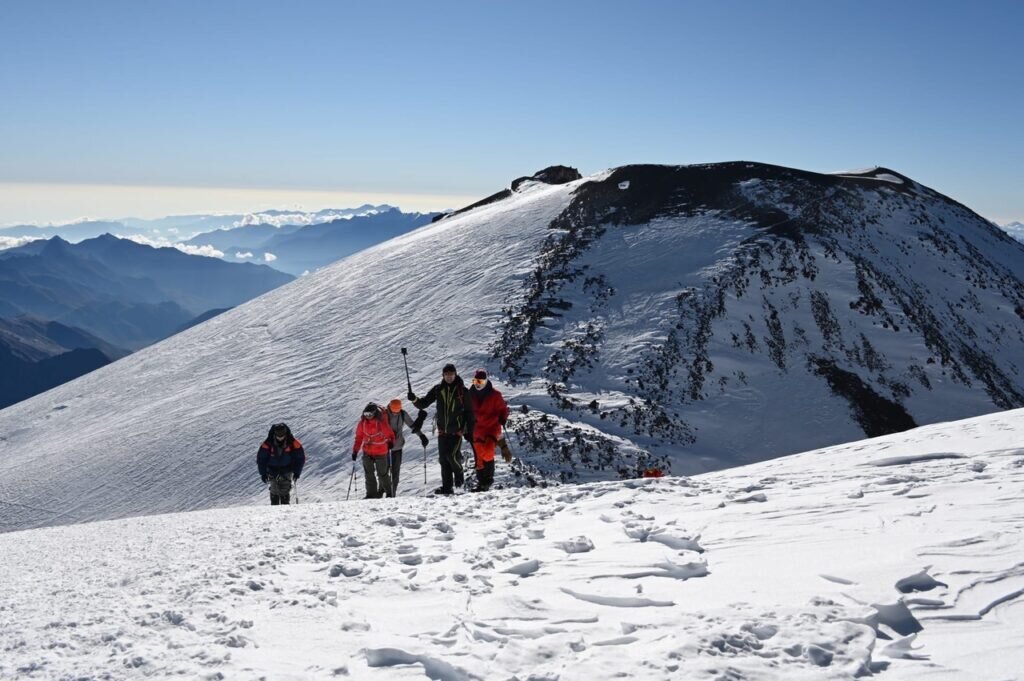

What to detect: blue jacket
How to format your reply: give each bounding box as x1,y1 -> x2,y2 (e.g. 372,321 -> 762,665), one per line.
257,437 -> 306,479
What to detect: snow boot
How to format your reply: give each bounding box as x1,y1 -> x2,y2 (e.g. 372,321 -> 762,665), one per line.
471,460 -> 495,492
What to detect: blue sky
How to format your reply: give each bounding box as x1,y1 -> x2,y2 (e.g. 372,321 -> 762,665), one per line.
1,0 -> 1021,224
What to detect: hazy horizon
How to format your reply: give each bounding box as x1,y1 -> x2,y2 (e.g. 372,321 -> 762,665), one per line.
0,180 -> 480,227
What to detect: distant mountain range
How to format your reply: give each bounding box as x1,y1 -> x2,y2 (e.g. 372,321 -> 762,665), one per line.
0,220 -> 149,242
1,205 -> 441,276
0,316 -> 128,410
191,207 -> 440,274
0,204 -> 445,409
0,234 -> 292,349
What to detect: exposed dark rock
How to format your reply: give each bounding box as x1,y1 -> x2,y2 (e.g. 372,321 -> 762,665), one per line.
490,161 -> 1024,476
810,358 -> 917,437
511,165 -> 582,191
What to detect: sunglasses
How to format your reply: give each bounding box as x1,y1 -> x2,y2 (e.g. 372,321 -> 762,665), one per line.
472,377 -> 487,387
362,411 -> 376,418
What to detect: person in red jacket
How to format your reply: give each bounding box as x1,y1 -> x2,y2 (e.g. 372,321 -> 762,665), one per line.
467,369 -> 509,493
352,402 -> 396,499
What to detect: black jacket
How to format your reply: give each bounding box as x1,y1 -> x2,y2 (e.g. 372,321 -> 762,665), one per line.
256,425 -> 306,479
412,376 -> 475,436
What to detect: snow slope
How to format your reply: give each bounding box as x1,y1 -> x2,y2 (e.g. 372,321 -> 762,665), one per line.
0,179 -> 576,532
2,408 -> 1022,680
3,163 -> 1024,534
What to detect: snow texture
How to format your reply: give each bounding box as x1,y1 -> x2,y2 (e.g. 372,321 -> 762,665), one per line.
1,409 -> 1023,679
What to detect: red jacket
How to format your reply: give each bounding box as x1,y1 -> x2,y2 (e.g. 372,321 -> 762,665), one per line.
353,414 -> 395,457
469,382 -> 508,443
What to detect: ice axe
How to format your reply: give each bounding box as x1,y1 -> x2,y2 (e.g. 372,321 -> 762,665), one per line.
401,347 -> 412,395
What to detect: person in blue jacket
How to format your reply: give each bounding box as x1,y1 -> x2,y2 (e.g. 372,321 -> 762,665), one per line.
257,422 -> 306,505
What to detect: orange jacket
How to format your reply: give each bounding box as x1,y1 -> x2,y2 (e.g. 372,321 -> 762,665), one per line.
353,414 -> 395,457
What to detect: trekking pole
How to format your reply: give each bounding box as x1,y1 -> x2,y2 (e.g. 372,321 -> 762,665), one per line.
401,347 -> 412,394
346,461 -> 356,501
423,440 -> 427,484
467,438 -> 479,489
293,475 -> 299,505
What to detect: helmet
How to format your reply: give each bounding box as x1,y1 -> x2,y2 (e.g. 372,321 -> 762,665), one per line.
388,399 -> 402,413
362,402 -> 379,418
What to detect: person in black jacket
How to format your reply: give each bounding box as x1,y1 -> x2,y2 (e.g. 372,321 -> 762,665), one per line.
256,422 -> 306,505
409,363 -> 475,495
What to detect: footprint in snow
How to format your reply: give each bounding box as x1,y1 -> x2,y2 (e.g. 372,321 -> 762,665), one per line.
503,559 -> 541,577
329,564 -> 362,578
561,587 -> 675,608
871,600 -> 923,636
895,569 -> 947,593
556,536 -> 595,554
595,559 -> 709,581
732,493 -> 768,503
819,574 -> 857,585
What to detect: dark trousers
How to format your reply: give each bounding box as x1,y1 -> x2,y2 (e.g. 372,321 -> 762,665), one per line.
475,460 -> 495,491
389,448 -> 403,497
269,473 -> 292,505
437,434 -> 465,492
362,454 -> 392,499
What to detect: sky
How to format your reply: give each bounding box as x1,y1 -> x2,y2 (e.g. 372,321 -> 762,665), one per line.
1,0 -> 1022,225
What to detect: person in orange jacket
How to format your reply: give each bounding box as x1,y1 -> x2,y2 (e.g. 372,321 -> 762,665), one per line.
467,369 -> 509,493
352,402 -> 396,499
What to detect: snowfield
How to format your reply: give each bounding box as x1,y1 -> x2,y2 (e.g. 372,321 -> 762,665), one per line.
2,408 -> 1022,680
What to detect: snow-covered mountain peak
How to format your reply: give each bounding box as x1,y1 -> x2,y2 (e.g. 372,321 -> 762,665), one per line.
2,162 -> 1024,534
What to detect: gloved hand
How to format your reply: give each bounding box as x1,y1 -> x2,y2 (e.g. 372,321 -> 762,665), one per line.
498,436 -> 513,462
498,415 -> 507,427
261,475 -> 268,484
387,441 -> 394,451
352,451 -> 358,462
407,391 -> 417,403
416,431 -> 428,447
293,474 -> 299,482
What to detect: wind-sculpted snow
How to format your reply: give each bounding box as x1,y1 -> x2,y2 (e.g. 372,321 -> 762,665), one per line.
0,180 -> 580,532
2,409 -> 1024,679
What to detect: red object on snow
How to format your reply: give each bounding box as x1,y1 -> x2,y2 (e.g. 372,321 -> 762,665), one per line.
643,468 -> 664,478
